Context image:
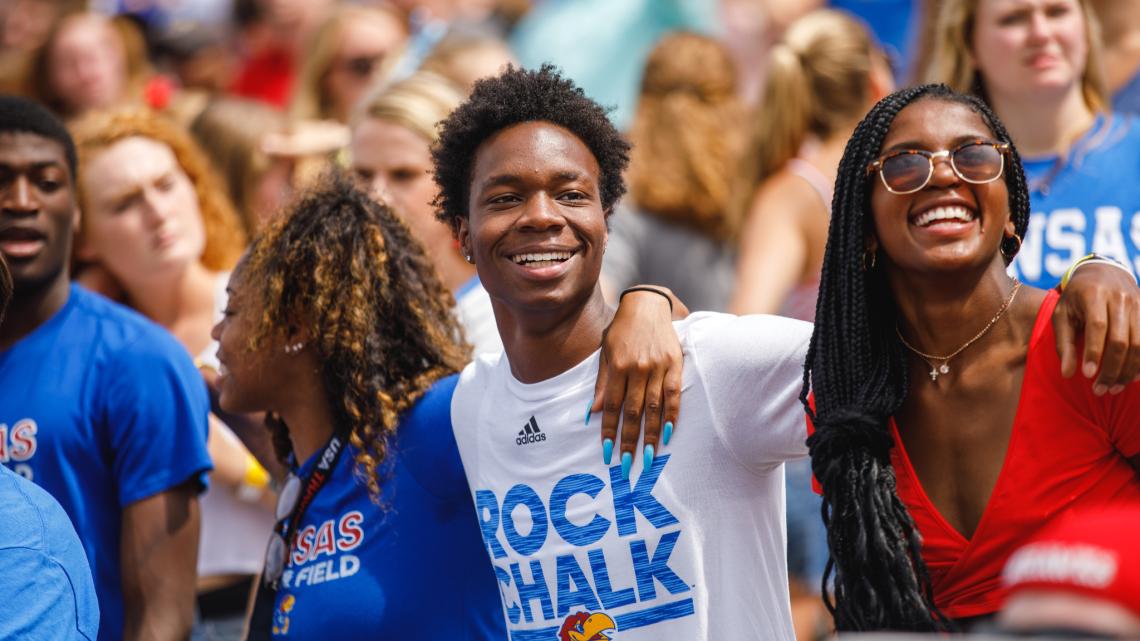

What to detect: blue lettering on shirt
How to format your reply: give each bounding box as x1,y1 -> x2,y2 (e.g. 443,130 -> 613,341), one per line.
1011,114 -> 1140,288
477,454 -> 693,634
268,375 -> 504,640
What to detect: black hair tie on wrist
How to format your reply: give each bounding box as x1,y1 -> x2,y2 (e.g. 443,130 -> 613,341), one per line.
619,286 -> 673,313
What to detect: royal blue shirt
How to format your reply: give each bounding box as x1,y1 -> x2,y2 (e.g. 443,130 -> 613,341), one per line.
0,463 -> 100,640
0,285 -> 212,641
269,374 -> 505,640
1010,113 -> 1140,288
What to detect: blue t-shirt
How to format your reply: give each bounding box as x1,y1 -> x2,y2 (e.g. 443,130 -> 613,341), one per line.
0,463 -> 100,640
269,374 -> 505,640
828,0 -> 919,82
1010,113 -> 1140,288
0,285 -> 212,641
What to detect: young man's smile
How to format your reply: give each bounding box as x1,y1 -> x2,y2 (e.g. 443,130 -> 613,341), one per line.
462,121 -> 607,309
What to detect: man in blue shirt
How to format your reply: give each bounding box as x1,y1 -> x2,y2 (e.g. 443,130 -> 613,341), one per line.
0,247 -> 99,640
0,96 -> 212,641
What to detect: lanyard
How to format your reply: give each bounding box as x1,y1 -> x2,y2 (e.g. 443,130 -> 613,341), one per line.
277,434 -> 345,554
245,434 -> 347,641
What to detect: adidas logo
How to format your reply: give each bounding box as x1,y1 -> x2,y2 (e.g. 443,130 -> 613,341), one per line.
516,416 -> 546,446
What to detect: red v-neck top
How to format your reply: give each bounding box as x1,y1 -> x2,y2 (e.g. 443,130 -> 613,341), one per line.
810,290 -> 1140,619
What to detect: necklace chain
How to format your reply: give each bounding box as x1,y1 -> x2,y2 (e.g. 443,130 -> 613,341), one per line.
895,279 -> 1022,382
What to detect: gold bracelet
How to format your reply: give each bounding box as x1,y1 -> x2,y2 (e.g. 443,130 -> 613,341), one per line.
1060,253 -> 1137,291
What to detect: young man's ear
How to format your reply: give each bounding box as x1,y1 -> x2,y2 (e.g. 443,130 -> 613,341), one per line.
456,217 -> 473,263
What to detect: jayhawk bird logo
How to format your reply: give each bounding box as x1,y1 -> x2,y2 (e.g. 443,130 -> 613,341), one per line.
558,611 -> 617,641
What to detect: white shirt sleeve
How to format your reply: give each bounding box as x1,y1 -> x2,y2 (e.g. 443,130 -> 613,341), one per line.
685,313 -> 812,469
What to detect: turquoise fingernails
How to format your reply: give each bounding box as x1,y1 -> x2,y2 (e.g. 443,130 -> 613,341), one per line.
643,445 -> 655,473
603,438 -> 614,465
585,400 -> 593,425
621,452 -> 632,480
662,421 -> 673,446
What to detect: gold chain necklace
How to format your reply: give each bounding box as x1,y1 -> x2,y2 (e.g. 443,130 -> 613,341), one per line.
895,279 -> 1022,382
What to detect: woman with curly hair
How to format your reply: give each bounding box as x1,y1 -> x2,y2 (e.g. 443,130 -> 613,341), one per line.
601,32 -> 746,312
69,107 -> 272,639
804,83 -> 1140,632
213,172 -> 505,639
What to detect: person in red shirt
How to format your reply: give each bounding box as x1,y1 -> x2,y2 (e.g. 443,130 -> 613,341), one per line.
999,504 -> 1140,638
803,82 -> 1140,632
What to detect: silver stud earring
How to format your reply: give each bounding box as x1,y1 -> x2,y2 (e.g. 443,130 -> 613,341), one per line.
283,341 -> 305,355
463,252 -> 473,263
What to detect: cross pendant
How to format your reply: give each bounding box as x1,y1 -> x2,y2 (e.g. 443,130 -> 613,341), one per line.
929,367 -> 939,381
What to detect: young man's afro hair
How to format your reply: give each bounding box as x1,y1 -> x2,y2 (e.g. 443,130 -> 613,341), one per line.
431,64 -> 630,231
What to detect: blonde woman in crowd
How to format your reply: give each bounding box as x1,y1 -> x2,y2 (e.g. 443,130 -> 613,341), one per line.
922,0 -> 1140,294
730,9 -> 891,320
25,12 -> 169,119
69,108 -> 274,640
350,71 -> 501,354
289,4 -> 408,124
601,32 -> 747,312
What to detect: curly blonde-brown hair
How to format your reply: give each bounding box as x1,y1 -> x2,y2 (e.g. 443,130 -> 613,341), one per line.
244,171 -> 470,498
70,106 -> 247,272
626,32 -> 746,241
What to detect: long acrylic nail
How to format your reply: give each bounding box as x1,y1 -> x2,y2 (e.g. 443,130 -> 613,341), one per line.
585,400 -> 593,425
1093,383 -> 1107,396
643,445 -> 655,473
621,452 -> 632,480
1084,361 -> 1098,378
602,438 -> 614,465
662,421 -> 674,446
1110,385 -> 1125,395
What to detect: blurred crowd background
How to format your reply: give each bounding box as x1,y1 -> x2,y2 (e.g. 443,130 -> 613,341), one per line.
2,0 -> 1140,639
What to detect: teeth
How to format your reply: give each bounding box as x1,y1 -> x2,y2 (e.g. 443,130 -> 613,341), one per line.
511,251 -> 573,264
218,363 -> 228,376
914,206 -> 973,227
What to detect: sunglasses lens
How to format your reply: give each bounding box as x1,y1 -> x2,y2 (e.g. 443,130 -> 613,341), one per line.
346,56 -> 376,77
953,143 -> 1003,183
276,474 -> 301,522
264,534 -> 288,585
880,153 -> 931,193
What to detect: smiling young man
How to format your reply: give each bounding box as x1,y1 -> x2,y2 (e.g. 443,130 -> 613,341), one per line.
0,96 -> 211,641
433,65 -> 813,640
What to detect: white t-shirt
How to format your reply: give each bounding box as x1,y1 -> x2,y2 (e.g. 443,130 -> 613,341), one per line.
451,312 -> 811,640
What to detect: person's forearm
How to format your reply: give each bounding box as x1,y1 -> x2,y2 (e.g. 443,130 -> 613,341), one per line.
122,599 -> 194,641
121,487 -> 200,641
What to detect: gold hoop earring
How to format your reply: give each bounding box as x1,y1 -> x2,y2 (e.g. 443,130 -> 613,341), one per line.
1001,233 -> 1022,259
862,248 -> 877,272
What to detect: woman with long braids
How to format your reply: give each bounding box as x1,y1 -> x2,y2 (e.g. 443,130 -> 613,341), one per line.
804,83 -> 1140,631
211,172 -> 505,638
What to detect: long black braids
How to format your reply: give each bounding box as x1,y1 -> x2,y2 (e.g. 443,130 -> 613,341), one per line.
800,83 -> 1030,631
